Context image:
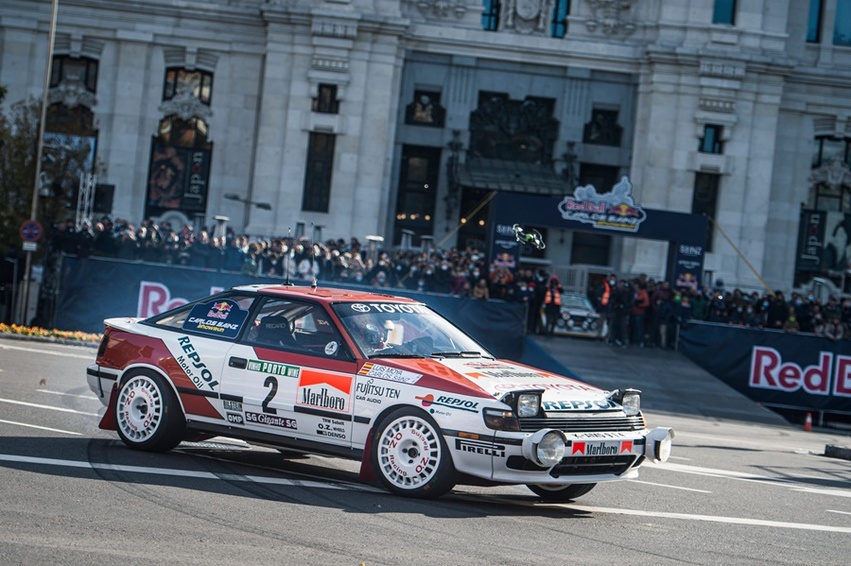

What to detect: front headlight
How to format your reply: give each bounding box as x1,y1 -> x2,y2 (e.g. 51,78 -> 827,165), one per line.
622,390 -> 641,416
517,393 -> 540,417
483,407 -> 520,431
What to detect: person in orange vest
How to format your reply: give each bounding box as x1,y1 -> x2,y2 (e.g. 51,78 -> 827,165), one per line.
543,275 -> 563,335
596,273 -> 616,343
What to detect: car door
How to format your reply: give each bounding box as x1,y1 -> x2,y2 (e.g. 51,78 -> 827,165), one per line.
219,297 -> 358,447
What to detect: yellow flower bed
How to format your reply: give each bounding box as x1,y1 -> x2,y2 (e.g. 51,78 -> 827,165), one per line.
0,323 -> 102,343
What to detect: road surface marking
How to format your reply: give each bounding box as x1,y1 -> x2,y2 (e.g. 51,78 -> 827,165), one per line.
0,453 -> 380,493
827,509 -> 851,516
37,389 -> 99,400
628,479 -> 711,493
0,342 -> 93,359
563,504 -> 851,533
0,397 -> 99,417
0,419 -> 82,435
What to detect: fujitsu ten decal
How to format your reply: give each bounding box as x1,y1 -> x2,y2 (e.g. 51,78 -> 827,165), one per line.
750,347 -> 851,397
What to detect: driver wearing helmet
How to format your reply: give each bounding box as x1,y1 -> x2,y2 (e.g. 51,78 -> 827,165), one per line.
355,319 -> 387,353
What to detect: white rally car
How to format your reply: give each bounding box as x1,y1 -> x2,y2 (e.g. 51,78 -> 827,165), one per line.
87,284 -> 673,500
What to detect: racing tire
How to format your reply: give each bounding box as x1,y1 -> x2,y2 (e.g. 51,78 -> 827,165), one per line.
371,408 -> 456,499
526,483 -> 596,502
114,372 -> 185,453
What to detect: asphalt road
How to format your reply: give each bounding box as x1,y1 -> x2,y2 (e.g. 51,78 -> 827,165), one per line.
1,335 -> 850,565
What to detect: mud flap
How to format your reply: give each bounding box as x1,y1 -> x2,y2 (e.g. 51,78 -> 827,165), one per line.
358,428 -> 378,482
98,384 -> 118,431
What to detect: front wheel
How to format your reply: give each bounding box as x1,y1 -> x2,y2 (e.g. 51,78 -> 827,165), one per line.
371,408 -> 455,499
114,372 -> 185,452
527,483 -> 596,502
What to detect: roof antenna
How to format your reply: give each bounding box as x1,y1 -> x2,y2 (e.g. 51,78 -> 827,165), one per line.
284,227 -> 292,286
310,222 -> 318,289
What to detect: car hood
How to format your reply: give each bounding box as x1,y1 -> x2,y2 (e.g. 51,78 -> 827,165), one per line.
369,356 -> 612,407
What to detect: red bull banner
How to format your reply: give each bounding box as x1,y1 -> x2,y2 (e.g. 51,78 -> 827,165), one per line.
488,177 -> 706,287
679,320 -> 851,414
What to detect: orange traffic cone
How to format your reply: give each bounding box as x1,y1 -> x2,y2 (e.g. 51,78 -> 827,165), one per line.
803,412 -> 813,432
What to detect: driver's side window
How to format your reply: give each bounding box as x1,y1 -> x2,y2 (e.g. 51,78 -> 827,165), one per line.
244,298 -> 349,359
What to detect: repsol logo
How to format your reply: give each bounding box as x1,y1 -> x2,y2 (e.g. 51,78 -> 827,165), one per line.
176,336 -> 219,390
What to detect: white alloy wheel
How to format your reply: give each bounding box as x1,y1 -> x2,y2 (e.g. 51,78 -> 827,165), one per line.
115,373 -> 184,452
372,409 -> 454,498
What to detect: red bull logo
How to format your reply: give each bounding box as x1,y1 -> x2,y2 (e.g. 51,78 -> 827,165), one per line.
557,175 -> 647,233
207,301 -> 232,319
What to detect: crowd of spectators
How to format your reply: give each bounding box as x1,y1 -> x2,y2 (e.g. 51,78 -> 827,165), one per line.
593,274 -> 850,349
49,216 -> 847,344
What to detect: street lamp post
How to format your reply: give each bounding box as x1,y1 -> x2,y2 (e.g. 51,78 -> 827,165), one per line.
223,193 -> 272,235
19,0 -> 59,325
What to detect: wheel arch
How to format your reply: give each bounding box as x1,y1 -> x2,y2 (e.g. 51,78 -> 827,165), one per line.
99,363 -> 185,431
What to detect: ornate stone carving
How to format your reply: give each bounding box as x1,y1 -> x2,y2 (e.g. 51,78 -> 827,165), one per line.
699,98 -> 736,113
585,0 -> 638,36
413,0 -> 466,18
158,84 -> 212,121
809,155 -> 851,192
48,81 -> 97,110
502,0 -> 552,34
700,59 -> 746,79
311,19 -> 357,38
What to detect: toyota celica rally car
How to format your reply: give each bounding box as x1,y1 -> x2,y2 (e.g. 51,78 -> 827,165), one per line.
87,284 -> 673,500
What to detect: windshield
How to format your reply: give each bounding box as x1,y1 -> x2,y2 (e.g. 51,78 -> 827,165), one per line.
332,301 -> 491,359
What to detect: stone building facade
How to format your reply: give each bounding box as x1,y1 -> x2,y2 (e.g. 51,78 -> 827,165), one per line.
2,0 -> 851,293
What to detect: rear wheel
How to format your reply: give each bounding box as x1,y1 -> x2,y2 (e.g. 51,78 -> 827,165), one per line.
526,483 -> 596,502
372,408 -> 455,499
115,372 -> 185,452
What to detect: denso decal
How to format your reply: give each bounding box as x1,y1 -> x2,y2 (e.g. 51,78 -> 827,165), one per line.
247,359 -> 300,378
175,336 -> 219,391
750,347 -> 849,396
571,440 -> 633,456
416,394 -> 479,413
358,362 -> 421,384
455,438 -> 506,458
317,417 -> 347,439
296,370 -> 353,413
543,399 -> 616,411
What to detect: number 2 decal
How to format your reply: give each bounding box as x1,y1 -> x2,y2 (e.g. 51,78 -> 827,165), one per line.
262,375 -> 278,414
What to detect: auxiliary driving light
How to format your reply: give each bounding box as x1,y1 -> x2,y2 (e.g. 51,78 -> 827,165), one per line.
646,427 -> 675,462
522,429 -> 567,467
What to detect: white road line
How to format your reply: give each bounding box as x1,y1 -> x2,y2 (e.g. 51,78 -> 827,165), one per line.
0,453 -> 380,493
562,504 -> 851,533
827,509 -> 851,516
0,342 -> 93,359
628,479 -> 712,493
0,397 -> 99,417
36,389 -> 98,400
0,419 -> 82,435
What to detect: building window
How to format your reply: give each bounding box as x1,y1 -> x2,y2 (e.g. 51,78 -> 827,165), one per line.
482,0 -> 500,31
807,0 -> 823,43
302,132 -> 336,213
812,136 -> 850,168
50,56 -> 98,92
393,146 -> 439,246
405,90 -> 446,127
583,109 -> 622,147
312,84 -> 339,114
836,0 -> 851,45
692,173 -> 720,252
712,0 -> 736,25
163,68 -> 213,105
551,0 -> 570,38
698,125 -> 724,154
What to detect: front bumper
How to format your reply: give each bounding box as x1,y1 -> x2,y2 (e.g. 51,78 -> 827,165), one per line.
450,427 -> 673,485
